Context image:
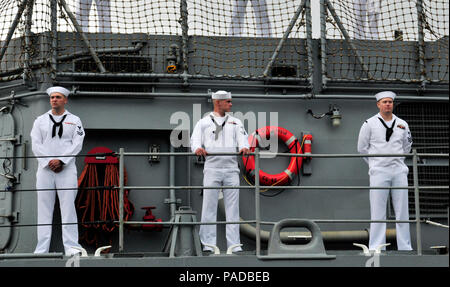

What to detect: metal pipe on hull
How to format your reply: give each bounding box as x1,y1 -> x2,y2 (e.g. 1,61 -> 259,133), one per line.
241,222 -> 397,244
218,199 -> 396,244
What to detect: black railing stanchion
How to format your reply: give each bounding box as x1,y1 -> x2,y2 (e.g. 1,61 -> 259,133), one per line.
119,148 -> 125,252
255,148 -> 261,256
412,148 -> 422,255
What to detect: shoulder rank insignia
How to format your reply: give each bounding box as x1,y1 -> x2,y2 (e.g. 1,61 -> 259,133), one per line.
77,126 -> 84,136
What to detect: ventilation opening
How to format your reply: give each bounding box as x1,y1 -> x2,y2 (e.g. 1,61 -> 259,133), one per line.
271,65 -> 297,77
74,55 -> 152,73
394,102 -> 449,154
388,102 -> 449,219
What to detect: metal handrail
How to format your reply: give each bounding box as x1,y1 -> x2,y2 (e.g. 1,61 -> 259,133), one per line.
116,148 -> 449,256
115,185 -> 449,190
1,146 -> 447,254
0,148 -> 444,257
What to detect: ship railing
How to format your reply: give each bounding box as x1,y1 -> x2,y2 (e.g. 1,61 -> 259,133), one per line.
0,148 -> 447,256
115,148 -> 449,257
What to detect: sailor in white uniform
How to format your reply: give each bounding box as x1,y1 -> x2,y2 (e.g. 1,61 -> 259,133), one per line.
357,91 -> 413,251
31,86 -> 85,256
228,0 -> 272,37
353,0 -> 381,40
191,90 -> 249,253
75,0 -> 111,33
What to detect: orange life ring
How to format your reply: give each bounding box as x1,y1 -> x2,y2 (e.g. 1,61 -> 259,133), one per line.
243,126 -> 311,186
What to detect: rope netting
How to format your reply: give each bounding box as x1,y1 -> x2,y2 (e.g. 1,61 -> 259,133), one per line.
325,0 -> 449,82
0,0 -> 448,82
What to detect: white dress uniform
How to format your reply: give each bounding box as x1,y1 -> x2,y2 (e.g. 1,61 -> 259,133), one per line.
358,109 -> 413,251
228,0 -> 272,37
31,109 -> 85,255
191,109 -> 249,252
353,0 -> 381,40
75,0 -> 111,33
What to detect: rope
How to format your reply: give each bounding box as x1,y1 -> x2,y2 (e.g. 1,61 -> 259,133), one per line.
425,220 -> 449,229
76,163 -> 134,247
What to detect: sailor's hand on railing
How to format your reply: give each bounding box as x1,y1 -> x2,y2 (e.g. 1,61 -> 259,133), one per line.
239,148 -> 250,156
195,148 -> 208,157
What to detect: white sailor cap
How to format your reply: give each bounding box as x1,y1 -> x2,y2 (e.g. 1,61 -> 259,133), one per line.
211,90 -> 231,100
375,91 -> 396,101
46,86 -> 70,98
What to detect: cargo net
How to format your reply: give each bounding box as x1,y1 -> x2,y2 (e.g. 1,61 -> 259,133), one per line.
186,0 -> 308,78
325,0 -> 449,83
0,0 -> 448,82
0,0 -> 309,80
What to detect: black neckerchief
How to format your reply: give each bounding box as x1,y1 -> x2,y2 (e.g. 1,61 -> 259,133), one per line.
378,117 -> 396,142
49,114 -> 67,138
210,114 -> 228,140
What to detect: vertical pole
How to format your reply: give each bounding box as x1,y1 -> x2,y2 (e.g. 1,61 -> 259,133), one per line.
255,148 -> 261,256
169,144 -> 176,219
119,148 -> 124,252
50,0 -> 58,79
416,0 -> 427,90
305,0 -> 314,90
320,0 -> 328,89
24,0 -> 34,84
180,0 -> 189,85
412,149 -> 422,255
187,130 -> 191,207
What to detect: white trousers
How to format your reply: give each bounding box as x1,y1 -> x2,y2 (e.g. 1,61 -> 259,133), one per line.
75,0 -> 111,33
353,0 -> 380,40
369,168 -> 412,251
228,0 -> 272,37
200,168 -> 242,252
34,165 -> 81,256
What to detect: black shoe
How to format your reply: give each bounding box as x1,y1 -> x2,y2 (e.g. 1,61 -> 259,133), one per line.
203,249 -> 214,254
